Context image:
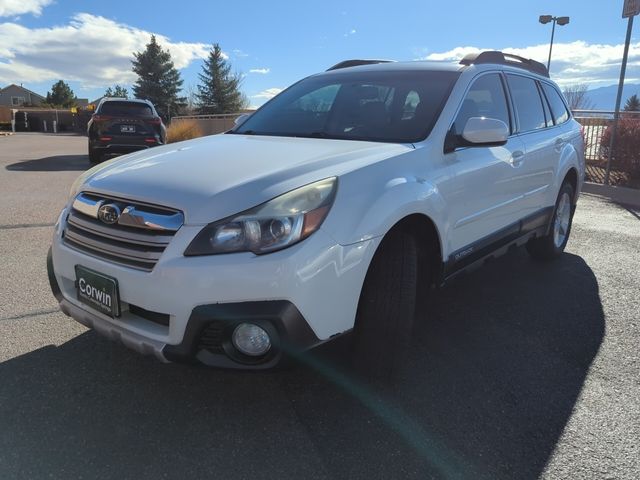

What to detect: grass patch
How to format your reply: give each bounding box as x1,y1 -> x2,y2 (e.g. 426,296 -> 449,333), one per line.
166,120 -> 203,144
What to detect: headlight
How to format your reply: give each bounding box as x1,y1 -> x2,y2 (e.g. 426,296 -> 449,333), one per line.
184,177 -> 337,255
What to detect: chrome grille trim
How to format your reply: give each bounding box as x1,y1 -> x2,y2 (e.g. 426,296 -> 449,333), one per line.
118,206 -> 183,231
67,214 -> 174,246
72,193 -> 183,232
63,193 -> 183,271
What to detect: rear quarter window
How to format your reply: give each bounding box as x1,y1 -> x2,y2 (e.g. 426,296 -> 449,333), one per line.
99,102 -> 154,116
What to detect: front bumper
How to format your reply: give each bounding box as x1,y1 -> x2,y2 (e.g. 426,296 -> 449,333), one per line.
48,208 -> 379,368
49,248 -> 320,367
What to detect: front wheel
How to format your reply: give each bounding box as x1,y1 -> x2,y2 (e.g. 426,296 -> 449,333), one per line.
526,182 -> 575,261
352,230 -> 418,381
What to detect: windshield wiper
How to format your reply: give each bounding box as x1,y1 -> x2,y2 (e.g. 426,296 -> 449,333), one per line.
227,129 -> 255,135
296,131 -> 346,140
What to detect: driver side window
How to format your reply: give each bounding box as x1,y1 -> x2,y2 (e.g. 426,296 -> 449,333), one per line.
452,73 -> 511,136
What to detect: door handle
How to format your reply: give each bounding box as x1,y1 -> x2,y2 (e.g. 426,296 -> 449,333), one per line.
510,150 -> 525,167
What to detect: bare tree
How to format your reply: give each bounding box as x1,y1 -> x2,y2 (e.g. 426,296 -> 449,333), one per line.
562,84 -> 594,111
184,83 -> 198,115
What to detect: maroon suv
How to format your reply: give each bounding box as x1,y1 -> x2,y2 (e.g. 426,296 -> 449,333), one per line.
87,98 -> 166,163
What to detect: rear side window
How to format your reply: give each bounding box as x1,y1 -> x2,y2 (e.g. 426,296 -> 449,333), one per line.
538,83 -> 554,127
99,101 -> 153,116
452,73 -> 510,135
506,75 -> 546,132
541,83 -> 570,125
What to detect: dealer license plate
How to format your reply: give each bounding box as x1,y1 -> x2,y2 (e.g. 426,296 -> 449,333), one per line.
75,265 -> 121,317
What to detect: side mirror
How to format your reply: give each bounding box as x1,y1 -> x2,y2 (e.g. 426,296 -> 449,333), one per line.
234,113 -> 251,126
461,117 -> 509,145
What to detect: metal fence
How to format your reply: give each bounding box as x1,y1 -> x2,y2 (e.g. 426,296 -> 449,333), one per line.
572,110 -> 639,187
170,113 -> 243,136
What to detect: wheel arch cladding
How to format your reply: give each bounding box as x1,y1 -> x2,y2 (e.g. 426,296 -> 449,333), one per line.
563,168 -> 578,199
361,213 -> 443,292
556,142 -> 581,195
391,213 -> 443,262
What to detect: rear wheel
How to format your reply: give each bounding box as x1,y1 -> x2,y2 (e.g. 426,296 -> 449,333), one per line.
352,230 -> 418,381
88,147 -> 101,164
526,182 -> 575,261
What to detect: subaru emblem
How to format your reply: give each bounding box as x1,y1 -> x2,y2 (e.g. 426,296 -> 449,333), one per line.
97,204 -> 121,225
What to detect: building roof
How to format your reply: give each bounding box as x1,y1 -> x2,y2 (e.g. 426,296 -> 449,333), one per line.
0,84 -> 46,100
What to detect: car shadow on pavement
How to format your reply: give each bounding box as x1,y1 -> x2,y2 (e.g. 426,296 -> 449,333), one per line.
5,155 -> 89,172
0,250 -> 604,480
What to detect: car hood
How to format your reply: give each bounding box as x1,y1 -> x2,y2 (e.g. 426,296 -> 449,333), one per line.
80,133 -> 412,224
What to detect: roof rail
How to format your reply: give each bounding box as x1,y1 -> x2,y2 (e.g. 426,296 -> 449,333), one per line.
326,59 -> 394,71
459,51 -> 549,78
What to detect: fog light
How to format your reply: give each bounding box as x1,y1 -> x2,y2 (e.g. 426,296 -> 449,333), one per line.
232,323 -> 271,356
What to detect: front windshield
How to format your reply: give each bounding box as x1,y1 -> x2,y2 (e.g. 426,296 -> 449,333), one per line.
231,69 -> 460,143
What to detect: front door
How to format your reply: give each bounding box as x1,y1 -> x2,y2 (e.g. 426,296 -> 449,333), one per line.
442,72 -> 526,257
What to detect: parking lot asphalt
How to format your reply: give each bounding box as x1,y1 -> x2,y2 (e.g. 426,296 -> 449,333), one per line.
0,133 -> 638,480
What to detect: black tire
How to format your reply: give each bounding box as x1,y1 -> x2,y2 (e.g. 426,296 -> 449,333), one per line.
352,230 -> 418,381
526,182 -> 575,261
88,147 -> 101,164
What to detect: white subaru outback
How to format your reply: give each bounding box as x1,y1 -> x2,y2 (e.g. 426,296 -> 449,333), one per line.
48,51 -> 584,373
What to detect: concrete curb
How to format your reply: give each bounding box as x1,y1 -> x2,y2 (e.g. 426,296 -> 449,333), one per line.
582,182 -> 640,208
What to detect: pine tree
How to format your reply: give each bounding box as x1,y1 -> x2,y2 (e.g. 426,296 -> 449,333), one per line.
105,85 -> 129,98
46,80 -> 76,108
131,35 -> 185,120
196,44 -> 246,114
624,94 -> 640,112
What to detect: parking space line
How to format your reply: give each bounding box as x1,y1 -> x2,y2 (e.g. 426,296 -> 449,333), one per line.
0,223 -> 55,230
0,308 -> 60,322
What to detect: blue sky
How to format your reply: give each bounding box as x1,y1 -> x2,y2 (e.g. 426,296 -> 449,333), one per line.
0,0 -> 638,107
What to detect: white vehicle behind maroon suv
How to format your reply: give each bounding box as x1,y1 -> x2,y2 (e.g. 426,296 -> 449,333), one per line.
48,51 -> 584,376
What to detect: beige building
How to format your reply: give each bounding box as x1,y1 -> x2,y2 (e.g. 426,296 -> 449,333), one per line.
0,84 -> 45,107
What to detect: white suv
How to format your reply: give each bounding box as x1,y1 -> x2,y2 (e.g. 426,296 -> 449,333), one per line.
48,51 -> 584,374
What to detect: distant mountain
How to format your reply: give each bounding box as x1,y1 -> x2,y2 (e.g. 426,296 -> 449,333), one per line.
582,84 -> 640,111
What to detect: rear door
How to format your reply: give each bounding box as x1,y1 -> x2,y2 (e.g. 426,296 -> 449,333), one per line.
539,81 -> 577,197
443,72 -> 526,255
505,74 -> 556,215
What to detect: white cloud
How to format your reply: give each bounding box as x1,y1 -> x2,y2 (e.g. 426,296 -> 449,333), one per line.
232,49 -> 249,58
0,0 -> 52,17
251,87 -> 283,99
249,68 -> 270,74
0,13 -> 210,87
420,41 -> 640,88
343,28 -> 357,37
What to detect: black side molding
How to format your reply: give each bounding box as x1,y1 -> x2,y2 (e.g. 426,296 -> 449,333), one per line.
443,206 -> 554,281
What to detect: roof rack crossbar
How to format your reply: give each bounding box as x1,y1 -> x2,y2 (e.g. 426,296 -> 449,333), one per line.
326,59 -> 394,71
459,51 -> 549,78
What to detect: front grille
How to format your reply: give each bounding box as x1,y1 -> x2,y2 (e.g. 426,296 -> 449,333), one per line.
62,193 -> 183,271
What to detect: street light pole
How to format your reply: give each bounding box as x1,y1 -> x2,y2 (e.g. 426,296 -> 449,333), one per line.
539,15 -> 570,72
547,19 -> 557,70
602,1 -> 640,185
